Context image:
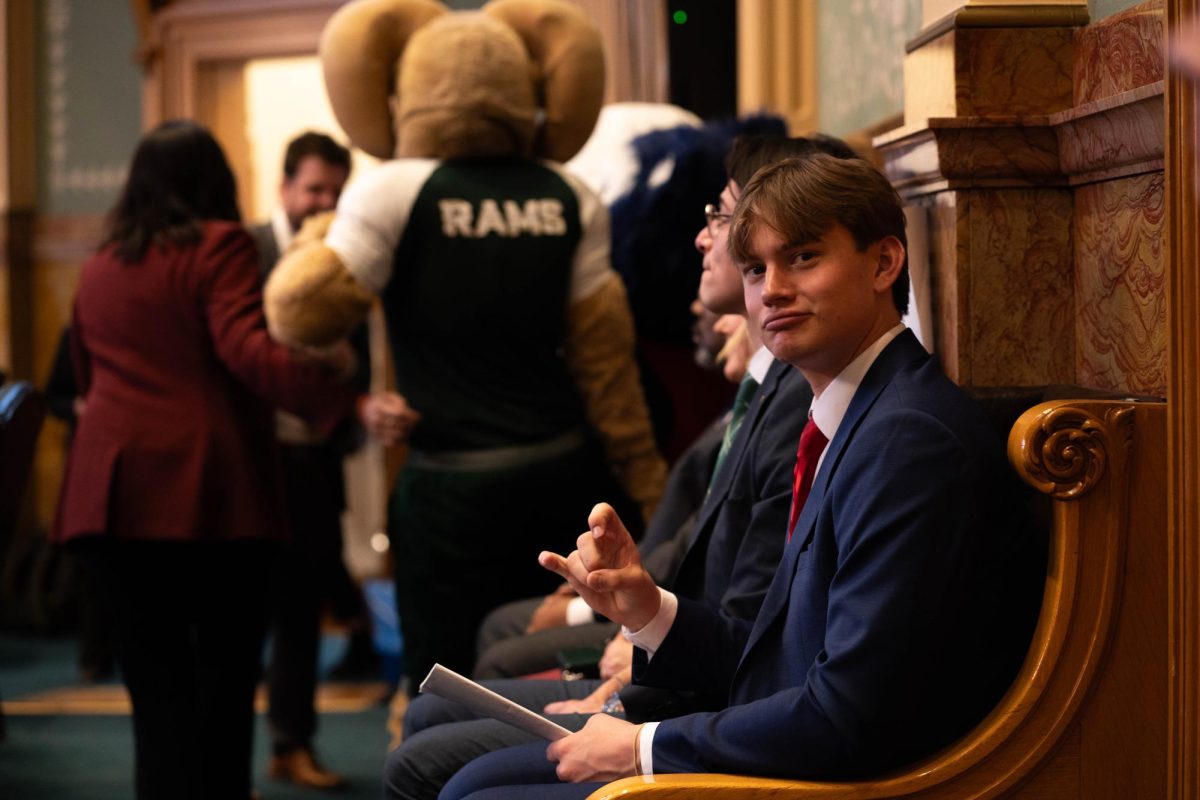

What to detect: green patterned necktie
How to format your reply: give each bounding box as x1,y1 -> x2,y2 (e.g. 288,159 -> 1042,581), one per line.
708,372 -> 760,491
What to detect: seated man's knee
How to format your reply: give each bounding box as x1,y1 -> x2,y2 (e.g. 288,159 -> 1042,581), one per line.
475,598 -> 536,655
403,693 -> 473,739
472,636 -> 532,680
383,729 -> 444,800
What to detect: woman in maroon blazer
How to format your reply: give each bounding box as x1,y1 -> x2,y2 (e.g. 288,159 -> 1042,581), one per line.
53,120 -> 355,800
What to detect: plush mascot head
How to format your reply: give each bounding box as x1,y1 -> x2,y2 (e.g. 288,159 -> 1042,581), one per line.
320,0 -> 605,163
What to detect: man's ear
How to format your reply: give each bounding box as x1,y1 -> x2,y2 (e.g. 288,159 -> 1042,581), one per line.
873,235 -> 905,291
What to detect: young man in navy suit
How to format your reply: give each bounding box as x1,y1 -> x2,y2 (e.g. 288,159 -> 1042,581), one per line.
441,154 -> 1042,798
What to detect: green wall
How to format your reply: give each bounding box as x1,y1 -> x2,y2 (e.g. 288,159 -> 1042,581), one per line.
816,0 -> 923,137
37,0 -> 142,216
1089,0 -> 1142,20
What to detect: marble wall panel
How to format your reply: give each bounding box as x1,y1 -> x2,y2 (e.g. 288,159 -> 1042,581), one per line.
1052,82 -> 1164,181
933,122 -> 1062,181
963,188 -> 1076,386
1074,0 -> 1163,105
957,27 -> 1075,117
1074,174 -> 1167,395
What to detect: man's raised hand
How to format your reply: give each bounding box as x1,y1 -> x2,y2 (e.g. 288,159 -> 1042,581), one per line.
538,502 -> 661,632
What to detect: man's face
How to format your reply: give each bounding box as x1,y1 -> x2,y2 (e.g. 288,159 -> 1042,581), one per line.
741,220 -> 902,389
280,155 -> 349,231
695,181 -> 745,315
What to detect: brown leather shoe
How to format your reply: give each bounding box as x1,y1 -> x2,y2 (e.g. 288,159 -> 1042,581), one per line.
267,748 -> 347,790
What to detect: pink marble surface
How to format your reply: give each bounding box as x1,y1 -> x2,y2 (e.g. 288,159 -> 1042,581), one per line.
958,27 -> 1075,116
963,188 -> 1076,386
1074,174 -> 1167,396
1074,0 -> 1164,105
1053,82 -> 1164,180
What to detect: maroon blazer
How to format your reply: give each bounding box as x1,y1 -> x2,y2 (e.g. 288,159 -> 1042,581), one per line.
54,221 -> 354,544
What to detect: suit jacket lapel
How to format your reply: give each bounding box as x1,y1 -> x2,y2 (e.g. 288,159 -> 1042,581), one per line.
691,358 -> 789,535
735,331 -> 930,669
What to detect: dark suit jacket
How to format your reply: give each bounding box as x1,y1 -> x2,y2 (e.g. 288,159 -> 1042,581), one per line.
639,416 -> 725,583
638,331 -> 1042,779
54,222 -> 354,544
668,359 -> 811,620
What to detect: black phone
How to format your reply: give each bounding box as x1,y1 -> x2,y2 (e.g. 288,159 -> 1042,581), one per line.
555,646 -> 605,679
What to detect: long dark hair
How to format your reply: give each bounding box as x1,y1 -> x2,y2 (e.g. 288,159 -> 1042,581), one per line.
103,120 -> 241,262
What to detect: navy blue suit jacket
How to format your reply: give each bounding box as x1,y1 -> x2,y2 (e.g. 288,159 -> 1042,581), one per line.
637,331 -> 1041,779
621,359 -> 810,721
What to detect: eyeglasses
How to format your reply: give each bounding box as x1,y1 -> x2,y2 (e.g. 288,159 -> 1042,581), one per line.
704,203 -> 732,237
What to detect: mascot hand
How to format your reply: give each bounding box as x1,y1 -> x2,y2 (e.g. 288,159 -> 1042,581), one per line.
290,210 -> 338,250
264,240 -> 374,349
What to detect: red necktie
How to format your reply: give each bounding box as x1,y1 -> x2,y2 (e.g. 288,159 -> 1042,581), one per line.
787,417 -> 829,539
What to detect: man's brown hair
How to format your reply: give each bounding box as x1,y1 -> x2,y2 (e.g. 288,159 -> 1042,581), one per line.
728,153 -> 909,314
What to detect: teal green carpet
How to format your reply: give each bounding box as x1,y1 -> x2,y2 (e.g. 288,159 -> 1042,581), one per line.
0,634 -> 396,799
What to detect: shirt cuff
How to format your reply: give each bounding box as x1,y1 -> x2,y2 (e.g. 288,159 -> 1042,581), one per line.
623,588 -> 677,659
565,596 -> 593,626
639,721 -> 660,776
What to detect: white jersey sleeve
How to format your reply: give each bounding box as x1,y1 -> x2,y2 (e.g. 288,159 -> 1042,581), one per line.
544,160 -> 615,305
324,159 -> 441,294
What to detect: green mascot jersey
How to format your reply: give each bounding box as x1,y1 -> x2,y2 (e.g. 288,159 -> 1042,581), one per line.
325,156 -> 629,685
327,156 -> 612,453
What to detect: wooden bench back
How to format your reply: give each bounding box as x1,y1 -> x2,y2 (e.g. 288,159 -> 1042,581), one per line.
590,396 -> 1168,799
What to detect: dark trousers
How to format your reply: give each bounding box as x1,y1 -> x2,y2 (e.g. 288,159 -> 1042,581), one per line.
440,740 -> 600,800
471,595 -> 617,679
390,438 -> 633,692
76,538 -> 275,800
266,443 -> 355,754
266,542 -> 323,754
384,679 -> 599,800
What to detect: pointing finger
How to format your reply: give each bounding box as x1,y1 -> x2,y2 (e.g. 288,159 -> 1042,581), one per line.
538,551 -> 571,580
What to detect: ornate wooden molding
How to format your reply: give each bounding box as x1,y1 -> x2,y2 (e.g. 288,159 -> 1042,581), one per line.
1010,402 -> 1132,498
1165,0 -> 1200,794
142,0 -> 341,126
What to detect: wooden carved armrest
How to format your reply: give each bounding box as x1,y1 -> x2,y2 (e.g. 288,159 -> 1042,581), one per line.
589,399 -> 1150,800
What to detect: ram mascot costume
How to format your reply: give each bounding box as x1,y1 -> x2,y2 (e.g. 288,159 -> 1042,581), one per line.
263,0 -> 667,688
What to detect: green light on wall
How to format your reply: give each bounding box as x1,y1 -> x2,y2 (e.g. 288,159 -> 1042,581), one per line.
672,9 -> 688,24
